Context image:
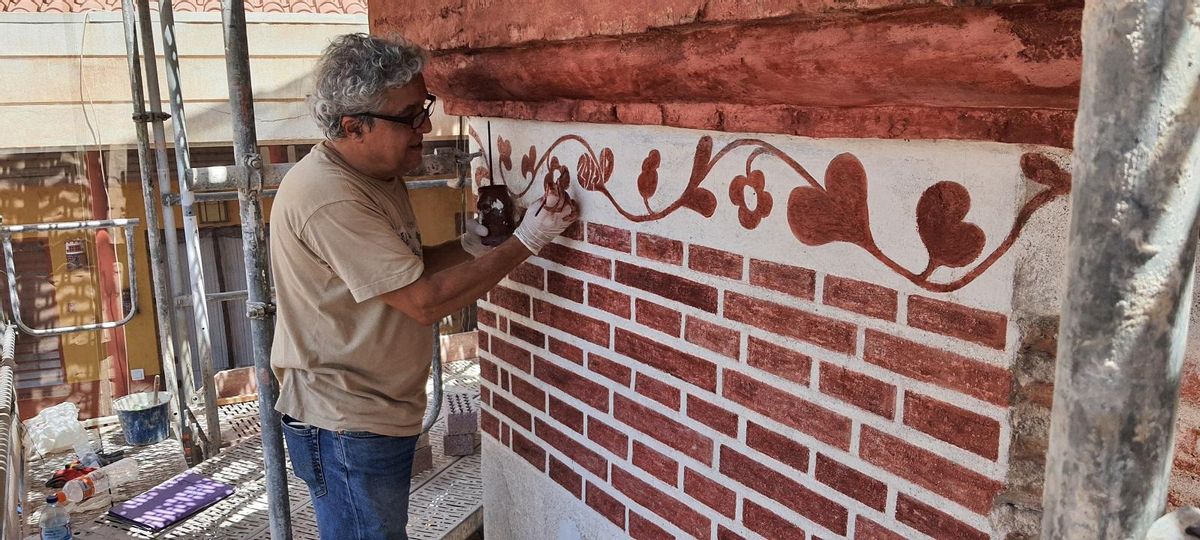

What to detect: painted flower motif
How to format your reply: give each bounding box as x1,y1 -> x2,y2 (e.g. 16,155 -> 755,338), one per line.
729,169 -> 773,229
542,156 -> 571,211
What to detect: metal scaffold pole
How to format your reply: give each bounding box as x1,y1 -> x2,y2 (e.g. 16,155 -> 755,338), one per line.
1041,0 -> 1200,538
117,0 -> 183,443
218,0 -> 291,536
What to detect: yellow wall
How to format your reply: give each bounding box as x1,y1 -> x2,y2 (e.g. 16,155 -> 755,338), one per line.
0,153 -> 160,390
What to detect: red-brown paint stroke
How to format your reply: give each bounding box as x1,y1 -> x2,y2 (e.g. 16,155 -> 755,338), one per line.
472,131 -> 1071,293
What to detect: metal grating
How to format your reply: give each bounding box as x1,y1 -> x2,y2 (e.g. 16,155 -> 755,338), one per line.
27,358 -> 483,539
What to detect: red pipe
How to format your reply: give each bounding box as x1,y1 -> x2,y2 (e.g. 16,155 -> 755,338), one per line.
85,151 -> 129,397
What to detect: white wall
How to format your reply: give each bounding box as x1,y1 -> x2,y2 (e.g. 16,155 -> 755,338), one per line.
0,12 -> 460,152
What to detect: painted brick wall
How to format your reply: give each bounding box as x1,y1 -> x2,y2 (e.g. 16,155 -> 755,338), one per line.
473,119 -> 1073,539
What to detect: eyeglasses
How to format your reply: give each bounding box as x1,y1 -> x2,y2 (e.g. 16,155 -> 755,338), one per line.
352,94 -> 436,129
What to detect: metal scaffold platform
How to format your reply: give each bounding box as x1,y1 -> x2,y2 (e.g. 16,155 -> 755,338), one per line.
20,359 -> 482,539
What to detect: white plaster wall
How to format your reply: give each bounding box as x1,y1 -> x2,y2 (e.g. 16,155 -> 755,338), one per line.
0,12 -> 461,151
482,437 -> 626,540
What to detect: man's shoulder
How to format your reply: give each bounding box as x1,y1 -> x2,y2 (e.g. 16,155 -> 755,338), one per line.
275,150 -> 370,215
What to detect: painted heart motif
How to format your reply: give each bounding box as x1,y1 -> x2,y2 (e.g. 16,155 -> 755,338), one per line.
520,145 -> 538,180
1020,152 -> 1071,195
917,181 -> 985,268
577,148 -> 615,191
787,153 -> 871,247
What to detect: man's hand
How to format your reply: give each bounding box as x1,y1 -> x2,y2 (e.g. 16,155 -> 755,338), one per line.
459,218 -> 492,258
513,191 -> 579,254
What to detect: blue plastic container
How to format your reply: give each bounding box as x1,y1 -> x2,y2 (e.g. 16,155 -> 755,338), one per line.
112,391 -> 171,446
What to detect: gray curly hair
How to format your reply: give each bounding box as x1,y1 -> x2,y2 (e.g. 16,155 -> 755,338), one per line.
309,33 -> 427,139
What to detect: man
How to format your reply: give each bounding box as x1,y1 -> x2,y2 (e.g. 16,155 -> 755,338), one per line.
269,33 -> 578,539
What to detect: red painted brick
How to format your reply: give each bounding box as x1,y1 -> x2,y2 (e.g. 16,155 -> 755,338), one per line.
615,394 -> 713,464
535,357 -> 611,413
718,526 -> 747,540
535,418 -> 608,478
749,259 -> 816,300
685,316 -> 741,359
725,292 -> 856,354
587,416 -> 629,458
688,244 -> 744,279
908,295 -> 1008,349
477,307 -> 497,328
860,426 -> 1002,515
563,222 -> 584,241
480,358 -> 499,384
489,285 -> 531,317
635,373 -> 681,410
534,298 -> 611,347
613,467 -> 711,539
539,243 -> 612,279
745,421 -> 810,472
636,232 -> 683,265
743,499 -> 807,540
547,270 -> 584,303
747,337 -> 812,386
478,329 -> 490,353
549,395 -> 584,433
904,391 -> 1001,460
615,328 -> 718,392
616,261 -> 719,313
500,368 -> 510,391
586,481 -> 626,529
587,222 -> 632,252
855,516 -> 906,540
501,422 -> 510,447
684,468 -> 735,517
589,352 -> 632,386
480,385 -> 492,406
823,275 -> 897,321
720,447 -> 848,535
508,262 -> 545,290
724,370 -> 852,449
588,283 -> 632,319
548,455 -> 582,499
498,315 -> 509,333
491,393 -> 532,431
686,394 -> 738,437
896,494 -> 988,540
819,363 -> 896,418
549,336 -> 583,365
511,374 -> 546,411
629,512 -> 674,540
511,430 -> 546,471
815,453 -> 888,511
632,441 -> 679,485
864,330 -> 1011,406
635,299 -> 682,336
508,321 -> 545,348
489,335 -> 532,373
481,409 -> 499,440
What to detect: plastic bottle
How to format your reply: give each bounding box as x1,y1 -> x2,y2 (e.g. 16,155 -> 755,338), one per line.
72,440 -> 101,469
39,493 -> 71,540
62,457 -> 139,503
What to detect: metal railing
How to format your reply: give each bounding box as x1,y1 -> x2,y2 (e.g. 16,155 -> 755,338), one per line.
0,219 -> 141,337
0,323 -> 25,540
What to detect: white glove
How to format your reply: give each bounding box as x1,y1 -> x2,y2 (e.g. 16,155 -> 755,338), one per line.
514,191 -> 579,254
459,218 -> 492,258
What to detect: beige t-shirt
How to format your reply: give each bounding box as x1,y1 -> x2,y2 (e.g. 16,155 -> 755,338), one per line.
269,141 -> 432,437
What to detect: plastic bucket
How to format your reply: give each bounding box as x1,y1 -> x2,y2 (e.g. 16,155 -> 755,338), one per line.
112,391 -> 171,446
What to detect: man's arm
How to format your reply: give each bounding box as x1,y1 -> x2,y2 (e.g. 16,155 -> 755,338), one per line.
422,240 -> 472,274
380,192 -> 576,325
379,236 -> 530,325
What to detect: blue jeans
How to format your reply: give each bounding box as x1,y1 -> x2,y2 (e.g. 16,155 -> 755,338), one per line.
282,415 -> 419,540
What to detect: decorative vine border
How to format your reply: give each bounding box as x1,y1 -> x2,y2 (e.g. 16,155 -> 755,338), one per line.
470,127 -> 1071,293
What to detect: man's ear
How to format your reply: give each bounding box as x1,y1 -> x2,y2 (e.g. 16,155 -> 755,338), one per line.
341,115 -> 369,140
